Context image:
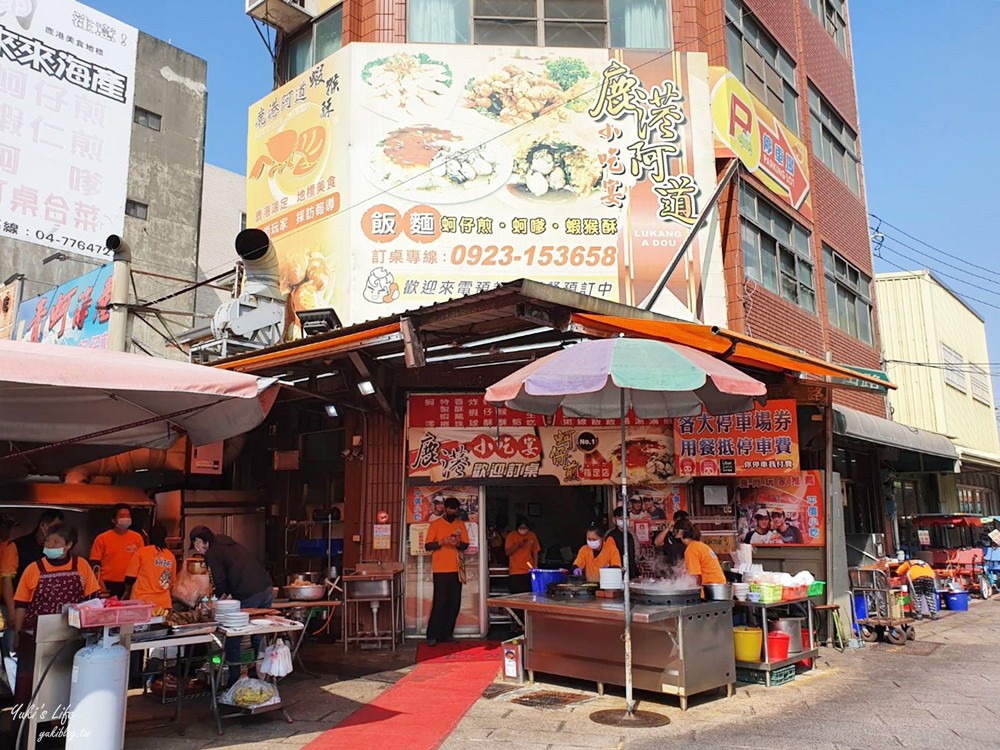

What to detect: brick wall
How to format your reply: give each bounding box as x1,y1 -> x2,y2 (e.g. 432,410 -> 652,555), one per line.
344,0 -> 405,43
799,1 -> 858,128
746,0 -> 798,58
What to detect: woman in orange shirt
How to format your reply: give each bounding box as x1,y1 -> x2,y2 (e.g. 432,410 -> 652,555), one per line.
505,516 -> 540,594
13,523 -> 100,703
572,524 -> 621,583
125,523 -> 176,611
674,520 -> 726,586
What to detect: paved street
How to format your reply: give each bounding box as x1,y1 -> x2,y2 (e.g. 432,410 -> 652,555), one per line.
117,597 -> 1000,750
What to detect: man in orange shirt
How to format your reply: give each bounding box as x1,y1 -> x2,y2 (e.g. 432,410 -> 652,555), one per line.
504,515 -> 540,594
423,498 -> 470,646
89,504 -> 145,598
898,558 -> 938,620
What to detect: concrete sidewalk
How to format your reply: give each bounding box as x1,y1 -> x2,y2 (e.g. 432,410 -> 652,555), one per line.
119,598 -> 1000,750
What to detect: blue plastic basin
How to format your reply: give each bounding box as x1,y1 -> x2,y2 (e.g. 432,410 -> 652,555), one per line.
530,569 -> 567,594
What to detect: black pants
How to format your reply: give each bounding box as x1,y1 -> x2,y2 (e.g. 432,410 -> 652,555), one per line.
427,573 -> 462,641
509,574 -> 532,594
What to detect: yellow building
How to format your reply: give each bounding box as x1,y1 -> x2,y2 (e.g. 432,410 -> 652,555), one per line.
876,270 -> 1000,517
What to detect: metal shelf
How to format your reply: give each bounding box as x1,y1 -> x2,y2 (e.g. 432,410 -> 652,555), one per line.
736,649 -> 817,671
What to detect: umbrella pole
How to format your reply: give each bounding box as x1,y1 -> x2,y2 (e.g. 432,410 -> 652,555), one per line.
620,388 -> 635,716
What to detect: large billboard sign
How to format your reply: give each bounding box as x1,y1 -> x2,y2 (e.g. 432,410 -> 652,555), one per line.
10,262 -> 112,347
0,0 -> 138,259
248,44 -> 726,333
710,69 -> 812,220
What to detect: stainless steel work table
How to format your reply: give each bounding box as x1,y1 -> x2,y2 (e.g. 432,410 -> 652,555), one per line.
488,594 -> 736,710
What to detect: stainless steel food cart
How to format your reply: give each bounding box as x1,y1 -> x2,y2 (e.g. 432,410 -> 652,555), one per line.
487,593 -> 735,710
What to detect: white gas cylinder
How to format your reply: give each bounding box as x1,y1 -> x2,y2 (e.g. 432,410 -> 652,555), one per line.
65,642 -> 128,749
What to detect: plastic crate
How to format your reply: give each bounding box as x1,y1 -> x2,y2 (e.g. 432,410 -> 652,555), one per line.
782,585 -> 809,601
749,582 -> 783,604
807,581 -> 826,597
68,601 -> 153,629
736,664 -> 795,686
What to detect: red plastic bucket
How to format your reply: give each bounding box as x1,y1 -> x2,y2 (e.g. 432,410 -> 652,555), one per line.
797,628 -> 812,668
767,631 -> 790,661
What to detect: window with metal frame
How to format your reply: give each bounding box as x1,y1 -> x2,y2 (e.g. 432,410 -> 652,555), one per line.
739,183 -> 815,312
808,84 -> 860,194
284,4 -> 344,81
940,342 -> 967,393
724,0 -> 799,135
807,0 -> 848,55
970,364 -> 992,405
822,244 -> 872,344
133,106 -> 162,131
409,0 -> 671,50
125,199 -> 148,221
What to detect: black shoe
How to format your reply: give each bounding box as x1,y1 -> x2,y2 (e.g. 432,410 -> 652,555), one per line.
426,638 -> 438,646
440,636 -> 456,643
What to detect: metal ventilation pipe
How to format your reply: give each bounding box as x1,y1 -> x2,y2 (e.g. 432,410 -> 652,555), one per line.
105,234 -> 131,352
234,228 -> 283,302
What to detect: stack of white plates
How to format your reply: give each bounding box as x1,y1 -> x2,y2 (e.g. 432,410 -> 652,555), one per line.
218,611 -> 250,629
733,583 -> 751,601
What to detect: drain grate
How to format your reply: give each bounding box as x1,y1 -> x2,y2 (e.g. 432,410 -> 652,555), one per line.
868,641 -> 942,656
511,690 -> 590,709
365,670 -> 409,684
482,683 -> 520,700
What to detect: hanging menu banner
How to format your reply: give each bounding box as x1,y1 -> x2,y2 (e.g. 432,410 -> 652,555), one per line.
407,394 -> 678,485
673,399 -> 799,477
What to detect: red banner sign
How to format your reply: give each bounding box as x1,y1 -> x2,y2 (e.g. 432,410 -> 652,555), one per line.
736,471 -> 824,546
673,399 -> 799,476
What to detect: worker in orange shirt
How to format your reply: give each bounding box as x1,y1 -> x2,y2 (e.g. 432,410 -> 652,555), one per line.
675,520 -> 726,586
423,498 -> 470,646
124,523 -> 176,611
89,504 -> 145,598
898,557 -> 938,620
572,524 -> 621,583
505,515 -> 540,594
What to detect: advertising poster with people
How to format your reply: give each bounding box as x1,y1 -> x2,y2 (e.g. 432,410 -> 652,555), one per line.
736,470 -> 824,546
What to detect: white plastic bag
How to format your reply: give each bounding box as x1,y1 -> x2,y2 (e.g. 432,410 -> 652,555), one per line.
260,639 -> 293,678
218,676 -> 280,708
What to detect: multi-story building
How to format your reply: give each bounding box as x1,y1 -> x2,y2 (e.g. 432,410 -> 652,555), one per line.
194,164 -> 246,320
876,270 -> 1000,521
0,1 -> 207,360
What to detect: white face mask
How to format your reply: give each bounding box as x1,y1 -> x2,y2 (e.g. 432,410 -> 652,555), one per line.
616,519 -> 624,530
517,528 -> 529,536
587,539 -> 602,550
117,519 -> 132,530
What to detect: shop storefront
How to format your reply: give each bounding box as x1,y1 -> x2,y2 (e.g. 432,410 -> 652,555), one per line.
401,391 -> 825,637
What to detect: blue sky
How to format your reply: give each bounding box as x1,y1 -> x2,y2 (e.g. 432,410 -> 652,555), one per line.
86,1 -> 1000,374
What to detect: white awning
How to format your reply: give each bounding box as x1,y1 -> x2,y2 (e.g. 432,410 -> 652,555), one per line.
833,406 -> 959,468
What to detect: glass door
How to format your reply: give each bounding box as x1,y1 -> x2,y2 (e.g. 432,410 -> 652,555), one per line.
404,486 -> 485,637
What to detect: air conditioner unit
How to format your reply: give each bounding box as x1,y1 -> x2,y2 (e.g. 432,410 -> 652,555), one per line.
246,0 -> 315,34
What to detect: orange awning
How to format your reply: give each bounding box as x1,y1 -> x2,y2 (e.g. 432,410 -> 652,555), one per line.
214,323 -> 403,373
570,314 -> 895,390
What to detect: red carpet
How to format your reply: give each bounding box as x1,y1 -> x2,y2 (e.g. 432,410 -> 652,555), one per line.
302,641 -> 501,750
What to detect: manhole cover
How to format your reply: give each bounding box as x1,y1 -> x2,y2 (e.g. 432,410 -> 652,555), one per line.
868,641 -> 942,656
482,683 -> 520,699
511,690 -> 590,709
590,709 -> 670,727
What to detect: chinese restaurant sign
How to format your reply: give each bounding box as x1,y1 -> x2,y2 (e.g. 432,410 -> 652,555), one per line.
248,44 -> 726,335
736,470 -> 824,546
673,399 -> 799,477
11,263 -> 112,347
407,394 -> 679,485
0,0 -> 137,258
710,69 -> 812,220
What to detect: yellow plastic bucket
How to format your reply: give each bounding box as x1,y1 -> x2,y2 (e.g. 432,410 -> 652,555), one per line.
733,626 -> 763,662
